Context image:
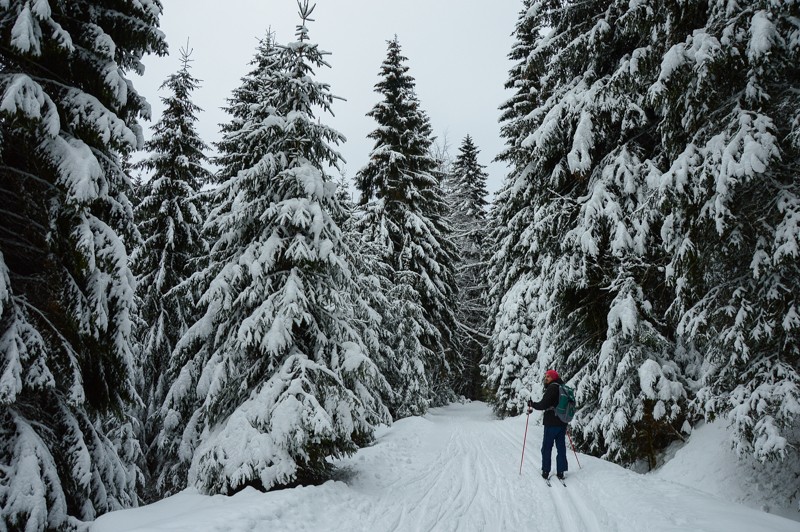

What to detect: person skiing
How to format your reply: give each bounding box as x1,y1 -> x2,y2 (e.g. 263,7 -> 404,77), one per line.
527,369 -> 568,481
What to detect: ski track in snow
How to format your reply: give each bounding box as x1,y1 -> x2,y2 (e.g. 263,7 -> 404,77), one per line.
353,408 -> 527,531
92,402 -> 799,532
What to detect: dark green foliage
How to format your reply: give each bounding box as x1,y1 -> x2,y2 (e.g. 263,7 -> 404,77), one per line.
0,0 -> 166,527
355,36 -> 460,410
487,1 -> 799,488
131,46 -> 211,501
447,135 -> 490,399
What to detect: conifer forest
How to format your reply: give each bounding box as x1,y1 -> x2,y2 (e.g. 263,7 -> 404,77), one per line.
0,0 -> 798,529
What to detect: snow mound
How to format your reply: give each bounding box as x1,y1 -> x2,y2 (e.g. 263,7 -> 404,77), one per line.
653,419 -> 800,522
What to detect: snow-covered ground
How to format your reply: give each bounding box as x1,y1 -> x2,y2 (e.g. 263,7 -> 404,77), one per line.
92,402 -> 797,532
652,418 -> 799,523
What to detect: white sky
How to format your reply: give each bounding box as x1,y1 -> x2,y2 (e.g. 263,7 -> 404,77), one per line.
133,0 -> 521,195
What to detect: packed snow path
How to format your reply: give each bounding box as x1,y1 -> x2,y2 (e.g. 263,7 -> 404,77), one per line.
93,402 -> 797,532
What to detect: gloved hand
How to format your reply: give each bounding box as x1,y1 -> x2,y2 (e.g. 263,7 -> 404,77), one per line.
526,399 -> 533,414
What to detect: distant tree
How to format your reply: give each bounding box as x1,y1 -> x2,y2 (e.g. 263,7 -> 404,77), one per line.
448,135 -> 490,398
131,46 -> 211,500
450,136 -> 489,222
331,169 -> 356,228
159,4 -> 390,496
355,36 -> 459,409
128,170 -> 146,210
429,133 -> 454,191
0,1 -> 166,528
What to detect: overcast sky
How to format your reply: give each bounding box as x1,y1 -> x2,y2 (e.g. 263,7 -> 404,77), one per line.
134,0 -> 521,195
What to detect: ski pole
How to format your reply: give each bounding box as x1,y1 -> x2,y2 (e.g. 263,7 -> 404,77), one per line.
567,428 -> 582,469
519,413 -> 530,475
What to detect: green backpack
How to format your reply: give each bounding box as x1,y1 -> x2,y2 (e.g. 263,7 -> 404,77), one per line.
553,384 -> 576,423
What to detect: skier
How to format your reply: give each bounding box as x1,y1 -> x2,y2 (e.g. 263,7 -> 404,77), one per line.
527,369 -> 568,481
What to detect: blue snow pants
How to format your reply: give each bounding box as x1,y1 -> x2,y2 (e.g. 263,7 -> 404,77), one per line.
542,425 -> 568,474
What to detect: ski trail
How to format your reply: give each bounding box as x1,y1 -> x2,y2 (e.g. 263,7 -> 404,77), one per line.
348,404 -> 681,532
350,404 -> 560,532
562,472 -> 612,532
549,485 -> 581,531
497,414 -> 609,532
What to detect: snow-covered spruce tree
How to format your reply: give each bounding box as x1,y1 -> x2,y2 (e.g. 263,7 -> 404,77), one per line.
482,0 -> 549,416
153,30 -> 285,497
355,36 -> 459,410
159,5 -> 390,496
450,136 -> 489,228
330,174 -> 421,418
351,224 -> 435,418
652,0 -> 800,472
131,47 -> 211,501
448,135 -> 490,399
486,0 -> 694,467
0,1 -> 166,529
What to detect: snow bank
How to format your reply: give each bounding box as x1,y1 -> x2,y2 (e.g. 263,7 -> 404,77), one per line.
653,419 -> 799,522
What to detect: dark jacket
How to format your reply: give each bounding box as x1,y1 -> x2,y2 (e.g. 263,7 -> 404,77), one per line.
528,378 -> 568,427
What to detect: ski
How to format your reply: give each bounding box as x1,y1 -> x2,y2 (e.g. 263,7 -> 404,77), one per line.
556,476 -> 566,487
543,475 -> 552,487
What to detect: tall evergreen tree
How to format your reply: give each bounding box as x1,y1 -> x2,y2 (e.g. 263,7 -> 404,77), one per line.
155,30 -> 286,497
355,37 -> 459,409
652,0 -> 800,469
131,47 -> 211,500
0,1 -> 166,528
350,224 -> 435,418
483,0 -> 550,416
158,4 -> 390,496
448,135 -> 490,398
488,0 -> 799,481
450,136 -> 489,222
485,0 -> 692,467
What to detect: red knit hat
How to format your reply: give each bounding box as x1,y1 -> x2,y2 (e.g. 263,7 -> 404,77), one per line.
545,369 -> 559,380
